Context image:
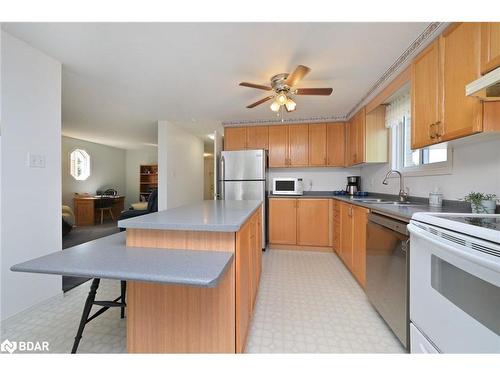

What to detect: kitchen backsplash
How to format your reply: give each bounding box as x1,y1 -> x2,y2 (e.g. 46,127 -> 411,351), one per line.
361,136 -> 500,200
266,167 -> 361,192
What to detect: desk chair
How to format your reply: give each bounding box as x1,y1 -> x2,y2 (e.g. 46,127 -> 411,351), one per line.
95,195 -> 114,224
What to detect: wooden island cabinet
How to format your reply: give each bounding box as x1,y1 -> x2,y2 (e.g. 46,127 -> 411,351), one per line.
123,203 -> 263,353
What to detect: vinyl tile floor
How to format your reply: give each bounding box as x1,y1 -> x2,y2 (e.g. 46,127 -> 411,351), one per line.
1,249 -> 404,354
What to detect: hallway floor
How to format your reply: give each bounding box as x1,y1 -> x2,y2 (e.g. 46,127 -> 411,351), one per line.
1,249 -> 404,354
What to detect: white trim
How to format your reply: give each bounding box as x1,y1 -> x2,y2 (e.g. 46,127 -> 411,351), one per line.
390,120 -> 453,178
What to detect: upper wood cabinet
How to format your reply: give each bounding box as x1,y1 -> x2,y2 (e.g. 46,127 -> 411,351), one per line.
288,124 -> 309,167
224,127 -> 247,151
296,199 -> 331,247
347,107 -> 387,166
224,126 -> 268,151
412,23 -> 484,149
268,125 -> 288,167
246,126 -> 269,150
326,122 -> 346,167
268,124 -> 308,168
481,22 -> 500,74
441,23 -> 483,141
411,39 -> 441,149
308,123 -> 327,166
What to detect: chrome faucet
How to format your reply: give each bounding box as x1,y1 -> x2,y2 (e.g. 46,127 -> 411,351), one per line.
382,170 -> 409,202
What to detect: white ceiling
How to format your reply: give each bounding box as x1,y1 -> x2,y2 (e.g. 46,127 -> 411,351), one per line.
2,22 -> 430,149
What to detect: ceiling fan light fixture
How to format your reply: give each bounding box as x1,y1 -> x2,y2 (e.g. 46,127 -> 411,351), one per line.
270,100 -> 281,112
285,98 -> 296,112
276,92 -> 288,105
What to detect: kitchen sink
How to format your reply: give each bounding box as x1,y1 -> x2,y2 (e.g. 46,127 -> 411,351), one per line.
351,198 -> 425,206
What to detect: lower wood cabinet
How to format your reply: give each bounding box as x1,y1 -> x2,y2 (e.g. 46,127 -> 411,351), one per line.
268,198 -> 297,244
339,202 -> 369,288
297,199 -> 332,246
269,198 -> 369,286
269,198 -> 332,249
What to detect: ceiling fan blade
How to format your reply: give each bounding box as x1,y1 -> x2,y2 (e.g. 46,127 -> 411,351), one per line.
285,65 -> 311,87
239,82 -> 272,91
295,88 -> 333,96
246,95 -> 274,108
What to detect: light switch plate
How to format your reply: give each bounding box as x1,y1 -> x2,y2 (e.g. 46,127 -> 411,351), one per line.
27,153 -> 46,168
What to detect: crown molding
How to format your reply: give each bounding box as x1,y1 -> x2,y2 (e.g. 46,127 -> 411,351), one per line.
222,115 -> 347,127
223,22 -> 446,128
345,22 -> 445,119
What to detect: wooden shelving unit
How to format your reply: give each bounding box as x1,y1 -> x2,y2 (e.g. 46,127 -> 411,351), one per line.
139,164 -> 158,201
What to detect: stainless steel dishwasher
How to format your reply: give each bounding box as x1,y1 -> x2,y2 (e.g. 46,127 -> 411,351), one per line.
366,212 -> 409,350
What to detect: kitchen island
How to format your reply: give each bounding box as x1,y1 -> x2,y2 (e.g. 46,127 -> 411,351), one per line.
118,200 -> 263,353
12,200 -> 263,354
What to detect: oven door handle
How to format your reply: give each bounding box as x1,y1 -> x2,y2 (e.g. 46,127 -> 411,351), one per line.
408,223 -> 500,274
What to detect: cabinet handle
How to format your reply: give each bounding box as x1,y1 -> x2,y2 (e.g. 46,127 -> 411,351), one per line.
434,121 -> 441,137
429,123 -> 436,139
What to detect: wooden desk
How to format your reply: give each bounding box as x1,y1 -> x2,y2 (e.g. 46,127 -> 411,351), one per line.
73,196 -> 125,226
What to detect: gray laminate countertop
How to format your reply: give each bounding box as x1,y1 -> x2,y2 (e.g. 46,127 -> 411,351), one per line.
268,191 -> 472,222
10,232 -> 233,288
118,200 -> 262,232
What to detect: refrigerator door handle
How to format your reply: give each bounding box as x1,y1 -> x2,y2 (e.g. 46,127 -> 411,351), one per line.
220,155 -> 225,200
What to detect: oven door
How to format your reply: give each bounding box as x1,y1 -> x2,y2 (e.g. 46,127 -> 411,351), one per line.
408,222 -> 500,353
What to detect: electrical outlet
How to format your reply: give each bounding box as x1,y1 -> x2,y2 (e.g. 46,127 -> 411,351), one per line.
27,153 -> 46,168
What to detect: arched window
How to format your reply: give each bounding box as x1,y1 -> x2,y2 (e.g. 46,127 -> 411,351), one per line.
70,149 -> 91,181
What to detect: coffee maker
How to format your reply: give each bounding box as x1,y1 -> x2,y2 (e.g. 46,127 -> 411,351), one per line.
346,176 -> 361,195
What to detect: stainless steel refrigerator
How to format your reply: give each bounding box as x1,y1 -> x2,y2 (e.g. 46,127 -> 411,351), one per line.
219,149 -> 266,249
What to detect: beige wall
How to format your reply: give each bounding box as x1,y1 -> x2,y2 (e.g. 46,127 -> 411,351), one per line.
61,136 -> 126,209
125,146 -> 158,208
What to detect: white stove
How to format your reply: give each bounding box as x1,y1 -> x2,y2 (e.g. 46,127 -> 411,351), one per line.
411,212 -> 500,244
408,212 -> 500,353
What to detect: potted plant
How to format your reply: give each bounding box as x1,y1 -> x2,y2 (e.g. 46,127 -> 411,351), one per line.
463,192 -> 498,214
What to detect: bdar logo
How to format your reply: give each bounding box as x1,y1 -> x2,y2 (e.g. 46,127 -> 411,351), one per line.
1,339 -> 17,354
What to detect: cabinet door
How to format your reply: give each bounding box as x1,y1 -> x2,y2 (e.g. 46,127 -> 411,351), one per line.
297,199 -> 330,246
236,218 -> 252,353
441,23 -> 483,141
308,123 -> 327,166
354,108 -> 366,164
268,198 -> 297,244
339,203 -> 353,269
326,123 -> 346,167
288,124 -> 309,167
411,39 -> 441,149
352,206 -> 369,288
254,207 -> 262,292
268,126 -> 288,167
224,127 -> 247,150
332,200 -> 341,253
247,126 -> 269,150
481,22 -> 500,74
346,121 -> 356,166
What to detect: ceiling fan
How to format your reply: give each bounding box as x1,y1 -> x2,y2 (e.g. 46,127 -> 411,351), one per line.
239,65 -> 333,114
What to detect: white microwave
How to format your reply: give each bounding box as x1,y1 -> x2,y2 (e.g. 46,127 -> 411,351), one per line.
272,178 -> 304,195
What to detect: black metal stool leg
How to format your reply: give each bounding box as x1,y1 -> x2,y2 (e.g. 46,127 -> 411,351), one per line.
120,281 -> 126,319
71,278 -> 100,354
